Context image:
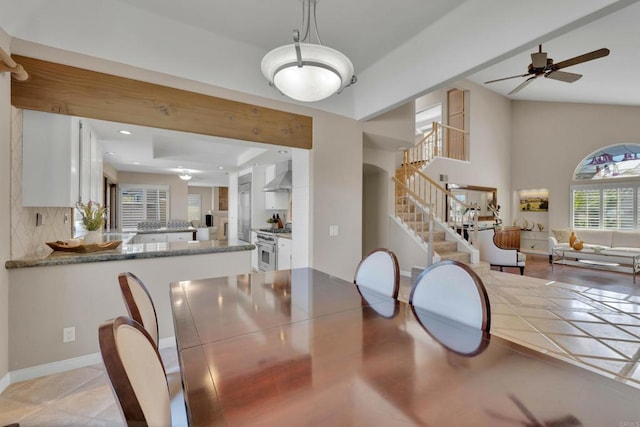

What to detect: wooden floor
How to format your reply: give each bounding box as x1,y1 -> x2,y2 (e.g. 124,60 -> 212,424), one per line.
496,253 -> 640,297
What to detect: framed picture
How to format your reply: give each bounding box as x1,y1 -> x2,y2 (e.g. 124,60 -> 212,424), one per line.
519,189 -> 549,212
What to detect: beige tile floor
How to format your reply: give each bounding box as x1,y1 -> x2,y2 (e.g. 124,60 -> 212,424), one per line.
2,270 -> 640,426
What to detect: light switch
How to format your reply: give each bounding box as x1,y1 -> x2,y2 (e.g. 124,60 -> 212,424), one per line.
36,212 -> 44,226
329,225 -> 339,237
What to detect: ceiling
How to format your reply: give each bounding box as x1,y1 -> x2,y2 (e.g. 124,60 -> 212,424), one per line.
88,118 -> 292,187
2,1 -> 640,184
467,1 -> 640,106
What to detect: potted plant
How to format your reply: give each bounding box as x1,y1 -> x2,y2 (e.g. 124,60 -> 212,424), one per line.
266,216 -> 277,229
77,201 -> 106,244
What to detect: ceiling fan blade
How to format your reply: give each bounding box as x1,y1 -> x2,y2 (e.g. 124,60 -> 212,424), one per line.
552,48 -> 610,70
485,73 -> 531,84
545,70 -> 582,83
508,76 -> 536,95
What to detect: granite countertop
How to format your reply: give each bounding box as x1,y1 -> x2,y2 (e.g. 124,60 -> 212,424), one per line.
5,239 -> 255,269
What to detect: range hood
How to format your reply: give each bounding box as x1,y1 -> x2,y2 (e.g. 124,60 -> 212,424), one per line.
264,160 -> 292,192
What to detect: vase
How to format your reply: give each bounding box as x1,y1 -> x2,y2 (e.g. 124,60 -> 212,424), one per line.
83,230 -> 102,245
569,231 -> 577,247
573,239 -> 584,251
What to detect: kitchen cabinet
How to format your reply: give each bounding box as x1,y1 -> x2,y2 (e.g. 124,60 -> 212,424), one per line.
167,232 -> 193,242
22,110 -> 103,207
264,164 -> 289,210
135,233 -> 167,244
277,237 -> 292,270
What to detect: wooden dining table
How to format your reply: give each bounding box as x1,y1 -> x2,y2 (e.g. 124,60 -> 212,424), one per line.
170,268 -> 640,426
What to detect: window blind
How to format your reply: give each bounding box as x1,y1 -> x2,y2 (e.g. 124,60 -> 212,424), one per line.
120,185 -> 169,231
571,182 -> 638,231
188,193 -> 201,222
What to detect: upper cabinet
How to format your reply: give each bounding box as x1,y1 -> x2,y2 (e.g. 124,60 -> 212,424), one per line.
22,110 -> 103,207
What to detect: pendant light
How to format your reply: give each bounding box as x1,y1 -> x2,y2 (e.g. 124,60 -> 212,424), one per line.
261,0 -> 357,102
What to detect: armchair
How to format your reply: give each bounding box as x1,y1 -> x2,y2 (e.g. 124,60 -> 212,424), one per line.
476,228 -> 526,275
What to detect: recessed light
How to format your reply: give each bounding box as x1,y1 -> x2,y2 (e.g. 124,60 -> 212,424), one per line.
218,166 -> 224,170
132,162 -> 141,165
278,150 -> 288,154
106,152 -> 116,155
118,130 -> 132,135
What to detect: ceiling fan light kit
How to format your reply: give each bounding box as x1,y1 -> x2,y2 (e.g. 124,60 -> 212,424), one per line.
261,0 -> 356,102
485,44 -> 610,95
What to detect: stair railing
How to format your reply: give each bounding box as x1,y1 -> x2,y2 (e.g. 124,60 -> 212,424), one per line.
406,122 -> 469,166
394,161 -> 479,250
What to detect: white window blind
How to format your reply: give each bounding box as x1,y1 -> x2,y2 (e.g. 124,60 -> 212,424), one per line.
120,185 -> 169,231
572,188 -> 600,229
603,187 -> 634,230
188,193 -> 201,222
571,182 -> 638,231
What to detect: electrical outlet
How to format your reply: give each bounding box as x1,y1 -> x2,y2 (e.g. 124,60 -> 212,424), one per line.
329,225 -> 339,237
63,327 -> 75,343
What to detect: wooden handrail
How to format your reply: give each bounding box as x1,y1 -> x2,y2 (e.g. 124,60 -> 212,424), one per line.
0,47 -> 28,81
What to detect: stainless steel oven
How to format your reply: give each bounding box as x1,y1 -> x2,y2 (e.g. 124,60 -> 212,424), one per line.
256,232 -> 277,271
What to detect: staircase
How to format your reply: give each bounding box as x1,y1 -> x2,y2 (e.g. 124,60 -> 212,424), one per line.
393,121 -> 478,267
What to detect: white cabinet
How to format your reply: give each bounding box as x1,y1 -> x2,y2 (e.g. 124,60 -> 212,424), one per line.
22,110 -> 103,207
264,164 -> 289,210
167,232 -> 193,242
135,233 -> 167,244
277,237 -> 292,270
22,110 -> 81,207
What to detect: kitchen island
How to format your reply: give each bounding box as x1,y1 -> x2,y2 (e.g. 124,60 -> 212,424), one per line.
6,239 -> 254,376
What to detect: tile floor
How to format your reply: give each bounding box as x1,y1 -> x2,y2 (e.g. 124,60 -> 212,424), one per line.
2,268 -> 640,426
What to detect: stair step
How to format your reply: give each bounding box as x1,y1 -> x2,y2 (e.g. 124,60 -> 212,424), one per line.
398,212 -> 424,222
432,240 -> 457,252
438,251 -> 471,263
416,230 -> 445,241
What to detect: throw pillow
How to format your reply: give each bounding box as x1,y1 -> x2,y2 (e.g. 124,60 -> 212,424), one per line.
552,228 -> 573,243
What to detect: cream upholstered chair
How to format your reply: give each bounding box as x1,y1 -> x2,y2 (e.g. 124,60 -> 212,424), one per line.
476,228 -> 526,275
354,248 -> 400,299
409,260 -> 491,331
118,272 -> 158,347
99,316 -> 171,427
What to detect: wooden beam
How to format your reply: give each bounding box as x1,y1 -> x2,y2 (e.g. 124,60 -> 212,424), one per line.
11,55 -> 312,149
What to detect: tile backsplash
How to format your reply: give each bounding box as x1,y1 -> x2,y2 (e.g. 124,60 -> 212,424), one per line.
10,108 -> 72,259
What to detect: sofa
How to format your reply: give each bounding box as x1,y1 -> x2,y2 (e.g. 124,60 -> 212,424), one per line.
548,229 -> 640,278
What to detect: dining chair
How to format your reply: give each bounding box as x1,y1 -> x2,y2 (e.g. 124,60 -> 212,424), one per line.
353,248 -> 400,299
118,272 -> 158,347
409,260 -> 491,331
98,316 -> 171,427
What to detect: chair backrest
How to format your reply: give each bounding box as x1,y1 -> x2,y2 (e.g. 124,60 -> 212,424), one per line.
409,260 -> 491,331
118,272 -> 158,347
99,316 -> 171,426
354,248 -> 400,299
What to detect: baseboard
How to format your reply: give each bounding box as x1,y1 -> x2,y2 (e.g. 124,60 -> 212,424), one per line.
400,270 -> 411,277
8,336 -> 177,385
0,371 -> 10,394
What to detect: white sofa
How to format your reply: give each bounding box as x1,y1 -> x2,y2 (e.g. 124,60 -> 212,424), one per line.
548,229 -> 640,275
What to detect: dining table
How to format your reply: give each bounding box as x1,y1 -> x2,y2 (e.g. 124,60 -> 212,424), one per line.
170,267 -> 640,426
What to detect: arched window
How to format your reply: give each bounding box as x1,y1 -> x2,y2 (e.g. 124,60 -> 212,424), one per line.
571,144 -> 640,230
573,144 -> 640,180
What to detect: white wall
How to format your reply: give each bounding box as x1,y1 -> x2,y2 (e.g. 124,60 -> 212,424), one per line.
0,26 -> 11,389
423,80 -> 513,224
311,113 -> 363,281
512,101 -> 640,230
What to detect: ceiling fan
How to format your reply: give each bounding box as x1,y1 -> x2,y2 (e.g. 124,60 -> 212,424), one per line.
484,44 -> 610,95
